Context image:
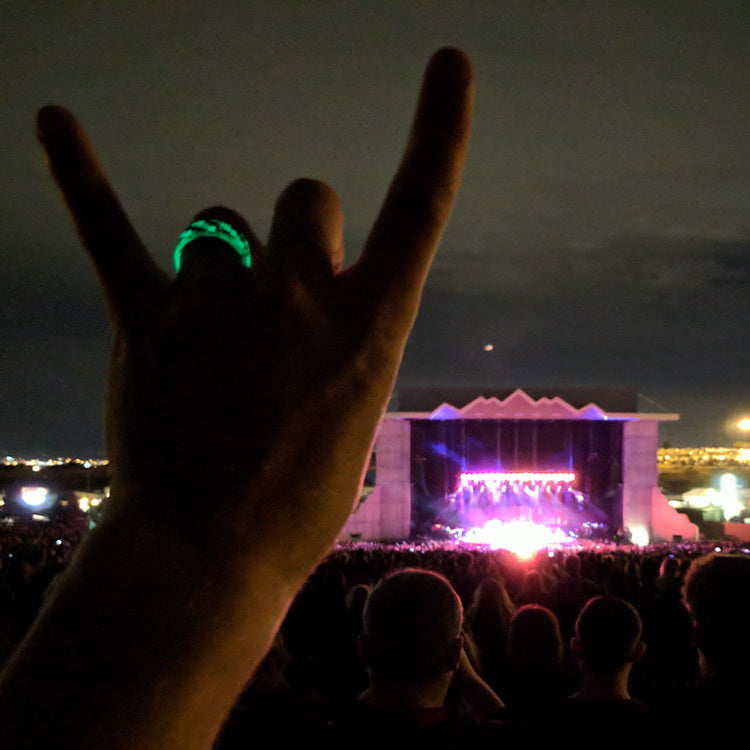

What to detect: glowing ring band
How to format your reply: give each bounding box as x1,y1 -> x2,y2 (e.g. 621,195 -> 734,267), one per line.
173,219 -> 252,271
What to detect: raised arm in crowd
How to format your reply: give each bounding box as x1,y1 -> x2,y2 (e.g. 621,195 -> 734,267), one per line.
0,48 -> 474,749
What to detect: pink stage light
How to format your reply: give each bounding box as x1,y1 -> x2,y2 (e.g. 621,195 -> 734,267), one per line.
460,519 -> 571,558
459,471 -> 575,486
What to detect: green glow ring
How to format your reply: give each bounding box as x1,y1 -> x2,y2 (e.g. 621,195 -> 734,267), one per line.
173,219 -> 252,272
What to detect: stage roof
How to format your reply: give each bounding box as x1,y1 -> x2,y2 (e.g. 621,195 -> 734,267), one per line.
387,388 -> 679,422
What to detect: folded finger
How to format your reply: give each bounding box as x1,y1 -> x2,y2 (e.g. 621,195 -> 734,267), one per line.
170,206 -> 261,322
267,178 -> 344,280
174,206 -> 265,275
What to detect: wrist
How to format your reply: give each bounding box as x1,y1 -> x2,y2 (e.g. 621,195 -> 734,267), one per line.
0,500 -> 305,749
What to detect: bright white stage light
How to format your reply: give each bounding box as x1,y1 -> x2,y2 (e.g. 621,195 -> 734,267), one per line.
630,526 -> 650,546
460,519 -> 570,558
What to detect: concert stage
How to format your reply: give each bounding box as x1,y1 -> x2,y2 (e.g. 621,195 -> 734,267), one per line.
340,388 -> 694,547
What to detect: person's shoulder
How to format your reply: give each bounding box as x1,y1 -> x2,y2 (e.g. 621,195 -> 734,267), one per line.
652,676 -> 750,743
512,697 -> 651,749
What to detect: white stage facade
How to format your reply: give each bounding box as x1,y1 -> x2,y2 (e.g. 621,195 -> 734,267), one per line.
340,388 -> 695,545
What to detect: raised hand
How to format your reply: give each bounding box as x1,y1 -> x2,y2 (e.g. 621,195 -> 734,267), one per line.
0,49 -> 473,749
37,49 -> 471,565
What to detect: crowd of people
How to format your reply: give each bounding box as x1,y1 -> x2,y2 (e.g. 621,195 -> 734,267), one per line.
202,540 -> 750,747
0,517 -> 748,747
0,518 -> 84,663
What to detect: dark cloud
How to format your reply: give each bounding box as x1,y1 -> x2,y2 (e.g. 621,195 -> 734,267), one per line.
401,232 -> 750,445
3,2 -> 750,451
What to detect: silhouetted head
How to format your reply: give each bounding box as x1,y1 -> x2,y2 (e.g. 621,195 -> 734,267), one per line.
565,553 -> 582,578
509,604 -> 563,672
519,569 -> 547,602
360,569 -> 463,683
470,576 -> 515,621
683,553 -> 750,675
573,596 -> 643,670
659,554 -> 681,579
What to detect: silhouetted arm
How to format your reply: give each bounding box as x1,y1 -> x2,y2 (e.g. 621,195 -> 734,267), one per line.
0,49 -> 473,749
454,645 -> 507,719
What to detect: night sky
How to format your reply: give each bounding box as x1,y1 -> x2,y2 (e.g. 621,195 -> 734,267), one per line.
3,2 -> 750,455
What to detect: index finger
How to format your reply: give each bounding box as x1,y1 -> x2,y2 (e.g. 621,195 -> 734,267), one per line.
356,48 -> 473,320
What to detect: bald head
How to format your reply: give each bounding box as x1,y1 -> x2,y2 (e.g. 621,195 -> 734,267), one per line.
574,596 -> 643,670
362,569 -> 463,682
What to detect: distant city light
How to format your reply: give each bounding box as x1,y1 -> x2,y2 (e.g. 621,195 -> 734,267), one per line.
483,344 -> 494,351
0,457 -> 109,468
739,418 -> 750,431
658,446 -> 750,467
682,487 -> 717,509
720,473 -> 743,521
20,487 -> 48,507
